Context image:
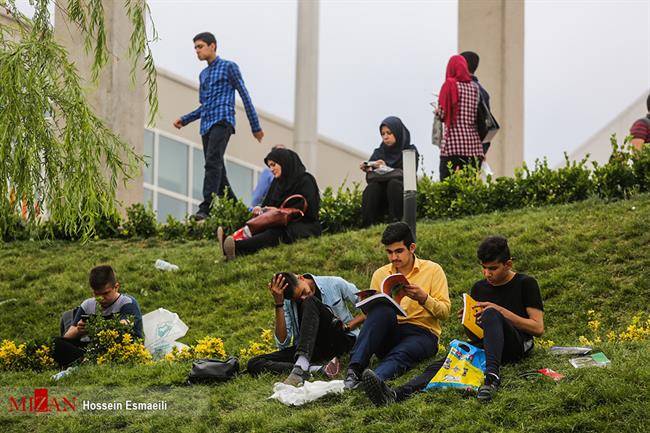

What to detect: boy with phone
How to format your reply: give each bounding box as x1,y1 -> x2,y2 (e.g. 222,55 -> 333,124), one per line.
53,265 -> 143,367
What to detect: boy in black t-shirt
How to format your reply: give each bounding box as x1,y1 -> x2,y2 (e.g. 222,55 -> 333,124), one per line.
361,236 -> 545,405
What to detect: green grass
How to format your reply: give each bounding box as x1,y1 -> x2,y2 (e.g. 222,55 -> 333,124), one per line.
1,195 -> 649,432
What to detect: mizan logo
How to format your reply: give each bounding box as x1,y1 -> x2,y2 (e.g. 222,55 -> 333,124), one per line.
8,388 -> 77,413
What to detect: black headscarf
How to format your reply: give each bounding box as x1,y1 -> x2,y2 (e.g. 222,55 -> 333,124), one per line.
263,148 -> 307,205
369,116 -> 415,169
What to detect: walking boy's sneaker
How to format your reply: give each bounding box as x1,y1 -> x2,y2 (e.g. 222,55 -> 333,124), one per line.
477,373 -> 500,403
283,366 -> 310,387
191,211 -> 209,222
344,368 -> 361,390
362,369 -> 396,406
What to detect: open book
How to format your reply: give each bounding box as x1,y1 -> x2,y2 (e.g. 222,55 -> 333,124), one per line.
462,293 -> 484,339
355,274 -> 409,317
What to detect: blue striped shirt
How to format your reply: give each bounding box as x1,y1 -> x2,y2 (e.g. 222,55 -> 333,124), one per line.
181,56 -> 261,135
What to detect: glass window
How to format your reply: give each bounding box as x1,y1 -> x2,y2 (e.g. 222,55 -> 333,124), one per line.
192,148 -> 204,201
157,193 -> 187,223
158,135 -> 188,195
143,130 -> 154,184
225,160 -> 254,206
143,188 -> 154,208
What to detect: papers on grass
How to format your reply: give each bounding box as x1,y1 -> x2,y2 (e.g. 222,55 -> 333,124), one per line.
550,346 -> 592,356
569,352 -> 611,369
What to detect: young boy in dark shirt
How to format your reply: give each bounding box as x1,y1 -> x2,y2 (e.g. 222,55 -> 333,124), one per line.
361,235 -> 545,404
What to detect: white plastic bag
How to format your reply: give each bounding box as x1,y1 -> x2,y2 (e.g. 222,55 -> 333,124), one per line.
142,308 -> 189,358
269,380 -> 345,406
480,161 -> 493,182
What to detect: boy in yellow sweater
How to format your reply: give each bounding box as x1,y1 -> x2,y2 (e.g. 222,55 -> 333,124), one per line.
344,222 -> 451,389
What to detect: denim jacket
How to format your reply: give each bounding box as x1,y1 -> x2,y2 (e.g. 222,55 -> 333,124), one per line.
275,275 -> 360,349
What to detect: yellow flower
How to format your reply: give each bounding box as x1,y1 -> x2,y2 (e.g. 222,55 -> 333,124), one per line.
0,340 -> 27,370
35,345 -> 55,369
578,335 -> 593,346
588,320 -> 600,333
536,339 -> 555,349
194,336 -> 227,359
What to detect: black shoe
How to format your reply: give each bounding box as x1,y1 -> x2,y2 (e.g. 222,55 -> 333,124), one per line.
477,373 -> 500,403
191,211 -> 209,222
362,369 -> 396,406
344,368 -> 361,390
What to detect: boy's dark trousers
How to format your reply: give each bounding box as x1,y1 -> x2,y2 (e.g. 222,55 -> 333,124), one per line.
247,296 -> 355,375
199,121 -> 236,214
52,337 -> 87,368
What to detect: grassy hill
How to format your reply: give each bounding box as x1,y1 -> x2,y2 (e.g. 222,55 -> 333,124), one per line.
1,195 -> 649,432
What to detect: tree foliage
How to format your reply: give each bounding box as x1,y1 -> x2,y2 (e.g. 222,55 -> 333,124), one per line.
0,0 -> 158,239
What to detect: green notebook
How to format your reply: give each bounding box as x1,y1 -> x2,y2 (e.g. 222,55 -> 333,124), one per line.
569,352 -> 611,368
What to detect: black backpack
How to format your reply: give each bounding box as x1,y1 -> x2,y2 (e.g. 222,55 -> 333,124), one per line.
187,357 -> 239,384
60,307 -> 81,336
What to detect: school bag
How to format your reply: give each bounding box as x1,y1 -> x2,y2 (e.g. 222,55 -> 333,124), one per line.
187,357 -> 239,384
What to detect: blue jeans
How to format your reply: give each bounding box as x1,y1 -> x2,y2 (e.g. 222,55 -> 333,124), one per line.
349,303 -> 438,380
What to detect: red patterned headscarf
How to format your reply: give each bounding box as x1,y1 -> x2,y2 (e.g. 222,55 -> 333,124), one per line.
438,55 -> 473,128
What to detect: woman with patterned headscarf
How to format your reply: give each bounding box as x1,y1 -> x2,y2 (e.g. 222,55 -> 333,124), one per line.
437,54 -> 483,180
359,116 -> 419,227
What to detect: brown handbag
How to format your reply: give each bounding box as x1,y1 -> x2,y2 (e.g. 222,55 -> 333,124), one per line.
245,194 -> 308,235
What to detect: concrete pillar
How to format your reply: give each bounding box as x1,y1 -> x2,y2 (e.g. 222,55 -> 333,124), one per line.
54,0 -> 145,209
294,0 -> 319,175
458,0 -> 524,177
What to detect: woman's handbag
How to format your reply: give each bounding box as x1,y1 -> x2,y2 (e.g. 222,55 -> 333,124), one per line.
432,112 -> 444,148
475,85 -> 500,143
245,194 -> 308,235
366,168 -> 404,184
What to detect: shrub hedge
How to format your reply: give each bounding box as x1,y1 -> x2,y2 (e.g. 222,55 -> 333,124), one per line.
2,138 -> 649,242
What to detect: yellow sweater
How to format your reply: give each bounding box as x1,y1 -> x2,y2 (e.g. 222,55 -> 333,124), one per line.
370,257 -> 451,337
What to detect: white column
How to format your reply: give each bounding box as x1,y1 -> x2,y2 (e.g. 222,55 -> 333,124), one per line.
294,0 -> 320,175
458,0 -> 524,177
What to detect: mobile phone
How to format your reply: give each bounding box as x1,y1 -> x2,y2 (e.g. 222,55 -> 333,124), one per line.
80,314 -> 90,322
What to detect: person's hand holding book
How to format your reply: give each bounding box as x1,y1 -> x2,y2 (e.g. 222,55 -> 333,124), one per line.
403,284 -> 428,305
474,301 -> 499,324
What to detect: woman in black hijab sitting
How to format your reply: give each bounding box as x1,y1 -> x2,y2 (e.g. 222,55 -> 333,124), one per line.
360,116 -> 419,227
220,148 -> 321,259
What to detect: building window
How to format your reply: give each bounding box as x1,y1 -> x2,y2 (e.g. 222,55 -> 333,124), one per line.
142,128 -> 261,222
225,160 -> 254,206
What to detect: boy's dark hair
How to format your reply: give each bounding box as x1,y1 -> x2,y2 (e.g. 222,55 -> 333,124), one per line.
460,51 -> 480,74
275,272 -> 299,300
193,32 -> 217,47
477,236 -> 511,264
381,222 -> 415,248
89,265 -> 117,291
646,93 -> 650,112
